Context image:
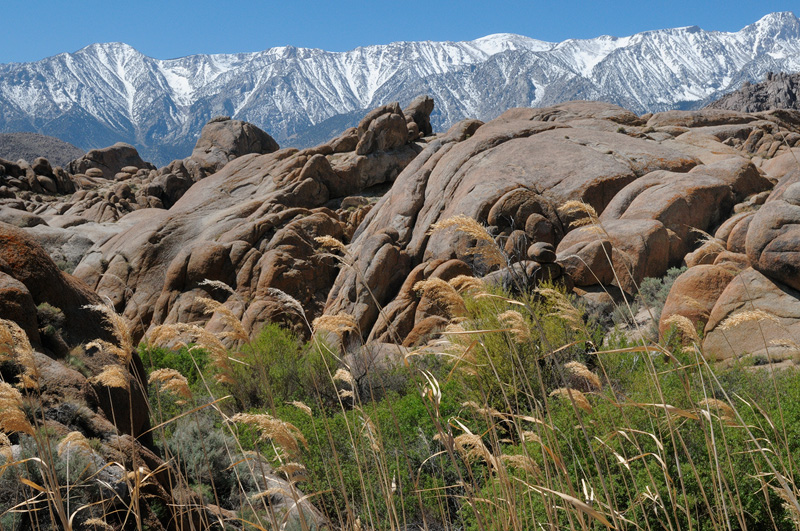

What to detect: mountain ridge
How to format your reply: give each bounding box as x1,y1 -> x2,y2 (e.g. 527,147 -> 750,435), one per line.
2,12 -> 800,165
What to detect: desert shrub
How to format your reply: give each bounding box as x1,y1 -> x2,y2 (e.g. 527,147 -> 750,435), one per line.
36,302 -> 65,336
638,265 -> 686,320
166,408 -> 240,505
139,343 -> 209,388
458,349 -> 800,531
217,324 -> 338,413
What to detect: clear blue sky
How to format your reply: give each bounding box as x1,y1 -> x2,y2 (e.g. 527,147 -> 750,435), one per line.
2,1 -> 800,63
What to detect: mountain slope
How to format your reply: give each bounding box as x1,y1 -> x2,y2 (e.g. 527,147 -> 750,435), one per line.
1,12 -> 800,164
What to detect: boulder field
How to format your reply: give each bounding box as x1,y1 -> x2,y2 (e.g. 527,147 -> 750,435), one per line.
5,95 -> 800,527
5,97 -> 800,366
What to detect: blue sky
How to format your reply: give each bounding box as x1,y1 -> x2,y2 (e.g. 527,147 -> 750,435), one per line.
2,1 -> 799,63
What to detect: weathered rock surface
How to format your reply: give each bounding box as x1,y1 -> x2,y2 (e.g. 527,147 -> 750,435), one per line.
71,101 -> 432,341
67,142 -> 155,179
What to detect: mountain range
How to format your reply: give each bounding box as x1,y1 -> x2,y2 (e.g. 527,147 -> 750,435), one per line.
1,11 -> 800,165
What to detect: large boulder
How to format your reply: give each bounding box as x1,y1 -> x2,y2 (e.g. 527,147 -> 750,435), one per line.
73,102 -> 427,342
599,170 -> 735,261
184,117 -> 280,179
745,182 -> 800,292
703,268 -> 800,361
658,264 -> 739,338
325,102 -> 701,338
557,219 -> 670,293
68,142 -> 155,180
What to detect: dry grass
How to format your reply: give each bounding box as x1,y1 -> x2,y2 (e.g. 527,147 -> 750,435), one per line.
429,215 -> 505,267
90,364 -> 129,389
549,387 -> 593,413
662,313 -> 702,344
563,361 -> 602,391
718,309 -> 779,330
148,368 -> 192,400
414,278 -> 467,317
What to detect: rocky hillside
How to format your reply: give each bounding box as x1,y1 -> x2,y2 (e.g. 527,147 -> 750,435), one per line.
708,71 -> 800,112
0,132 -> 84,166
2,12 -> 800,164
4,94 -> 800,527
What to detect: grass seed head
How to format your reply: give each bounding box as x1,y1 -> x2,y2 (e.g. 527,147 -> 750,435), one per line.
550,387 -> 592,413
429,215 -> 505,267
498,310 -> 531,342
564,361 -> 602,391
0,382 -> 33,435
90,364 -> 130,389
149,368 -> 192,400
315,235 -> 348,254
84,304 -> 133,362
414,278 -> 467,317
662,314 -> 701,344
718,309 -> 779,331
559,201 -> 599,228
230,413 -> 307,458
0,319 -> 39,388
313,314 -> 359,337
196,297 -> 249,345
57,431 -> 92,457
449,275 -> 487,296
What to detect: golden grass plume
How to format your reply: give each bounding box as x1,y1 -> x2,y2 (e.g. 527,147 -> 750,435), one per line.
0,382 -> 33,435
196,297 -> 249,345
498,310 -> 531,342
57,431 -> 93,457
414,278 -> 467,317
315,235 -> 348,255
313,314 -> 359,338
429,215 -> 504,267
229,413 -> 307,458
289,400 -> 313,417
536,287 -> 584,331
549,388 -> 592,413
559,200 -> 599,229
718,309 -> 779,331
564,361 -> 602,391
448,275 -> 487,296
0,319 -> 38,388
90,364 -> 129,389
662,314 -> 701,345
83,304 -> 133,362
149,368 -> 192,400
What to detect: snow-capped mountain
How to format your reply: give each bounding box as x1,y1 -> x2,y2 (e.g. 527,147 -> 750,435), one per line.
1,12 -> 800,165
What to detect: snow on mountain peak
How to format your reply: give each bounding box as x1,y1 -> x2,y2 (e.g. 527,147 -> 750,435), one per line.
2,12 -> 800,165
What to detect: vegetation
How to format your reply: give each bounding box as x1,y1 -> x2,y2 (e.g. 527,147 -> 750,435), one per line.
2,214 -> 800,530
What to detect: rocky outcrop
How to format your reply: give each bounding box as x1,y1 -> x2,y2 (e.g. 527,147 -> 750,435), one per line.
71,100 -> 432,342
67,142 -> 155,179
184,116 -> 280,179
707,72 -> 800,113
324,101 -> 800,347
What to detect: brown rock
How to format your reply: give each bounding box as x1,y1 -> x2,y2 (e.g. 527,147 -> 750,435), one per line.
524,213 -> 557,245
704,268 -> 800,361
745,182 -> 800,291
527,242 -> 557,263
688,157 -> 773,202
659,264 -> 737,338
184,117 -> 279,179
557,219 -> 669,292
0,271 -> 40,347
403,95 -> 435,137
600,170 -> 734,260
68,142 -> 154,179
